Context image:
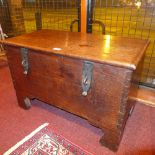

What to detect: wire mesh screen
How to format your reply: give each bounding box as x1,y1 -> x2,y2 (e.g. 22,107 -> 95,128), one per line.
0,0 -> 13,35
92,0 -> 155,87
0,0 -> 80,37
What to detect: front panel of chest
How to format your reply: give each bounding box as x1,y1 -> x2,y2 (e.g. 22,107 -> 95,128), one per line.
6,46 -> 132,130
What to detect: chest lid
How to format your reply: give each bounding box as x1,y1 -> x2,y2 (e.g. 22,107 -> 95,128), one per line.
1,30 -> 149,70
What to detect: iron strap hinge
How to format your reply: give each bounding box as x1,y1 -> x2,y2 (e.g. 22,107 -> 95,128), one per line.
82,61 -> 93,96
21,48 -> 29,75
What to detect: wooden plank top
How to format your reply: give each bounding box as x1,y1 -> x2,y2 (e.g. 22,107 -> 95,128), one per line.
1,30 -> 149,70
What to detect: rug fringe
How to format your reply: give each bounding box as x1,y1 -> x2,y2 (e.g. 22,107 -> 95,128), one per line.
3,123 -> 49,155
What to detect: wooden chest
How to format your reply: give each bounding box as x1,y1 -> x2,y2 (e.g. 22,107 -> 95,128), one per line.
2,30 -> 149,151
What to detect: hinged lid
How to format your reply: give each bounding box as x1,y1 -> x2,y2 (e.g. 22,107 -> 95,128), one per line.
1,30 -> 149,70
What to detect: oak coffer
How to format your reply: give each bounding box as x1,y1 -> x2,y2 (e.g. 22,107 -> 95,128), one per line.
1,30 -> 149,151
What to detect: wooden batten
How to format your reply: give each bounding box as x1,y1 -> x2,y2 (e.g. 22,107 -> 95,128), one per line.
81,0 -> 87,33
130,86 -> 155,107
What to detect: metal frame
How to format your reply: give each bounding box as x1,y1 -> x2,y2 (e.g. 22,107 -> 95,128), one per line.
88,0 -> 155,88
86,0 -> 93,33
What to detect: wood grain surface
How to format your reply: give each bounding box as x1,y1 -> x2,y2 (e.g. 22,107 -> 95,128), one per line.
2,30 -> 149,70
4,30 -> 149,151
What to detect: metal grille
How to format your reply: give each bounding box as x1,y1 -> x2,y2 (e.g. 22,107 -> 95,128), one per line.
0,0 -> 12,35
92,0 -> 155,88
0,0 -> 80,36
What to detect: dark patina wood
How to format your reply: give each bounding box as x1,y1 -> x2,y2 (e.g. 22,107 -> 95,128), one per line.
1,30 -> 149,151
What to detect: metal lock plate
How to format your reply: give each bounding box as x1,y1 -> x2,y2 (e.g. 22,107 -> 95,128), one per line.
21,48 -> 29,75
82,61 -> 93,96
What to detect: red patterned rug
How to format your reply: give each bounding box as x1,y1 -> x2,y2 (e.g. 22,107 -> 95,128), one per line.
4,123 -> 92,155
